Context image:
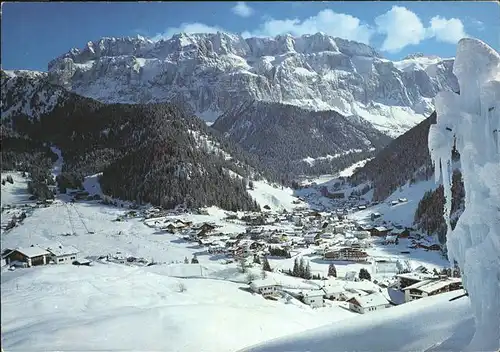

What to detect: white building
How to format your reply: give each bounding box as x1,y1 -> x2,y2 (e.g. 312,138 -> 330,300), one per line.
304,233 -> 319,244
322,284 -> 344,301
249,279 -> 281,297
352,230 -> 371,239
46,245 -> 79,264
302,291 -> 325,308
347,292 -> 392,314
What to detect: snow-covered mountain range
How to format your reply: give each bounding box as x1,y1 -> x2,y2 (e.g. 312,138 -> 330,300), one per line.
46,32 -> 459,137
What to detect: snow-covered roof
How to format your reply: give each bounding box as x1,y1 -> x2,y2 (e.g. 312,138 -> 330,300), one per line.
249,278 -> 280,289
374,226 -> 390,232
302,290 -> 325,297
322,284 -> 344,295
385,235 -> 398,241
396,272 -> 435,281
14,246 -> 50,258
404,278 -> 462,294
351,292 -> 390,308
46,245 -> 79,257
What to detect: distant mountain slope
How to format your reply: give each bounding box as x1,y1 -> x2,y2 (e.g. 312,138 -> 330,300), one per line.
349,109 -> 465,245
46,32 -> 458,136
1,70 -> 67,120
349,111 -> 437,201
1,69 -> 280,211
212,100 -> 391,176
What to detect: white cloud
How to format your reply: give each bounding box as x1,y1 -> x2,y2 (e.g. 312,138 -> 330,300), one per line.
152,22 -> 223,41
242,9 -> 374,44
232,2 -> 254,18
374,6 -> 468,53
375,6 -> 427,53
149,6 -> 470,53
428,16 -> 468,43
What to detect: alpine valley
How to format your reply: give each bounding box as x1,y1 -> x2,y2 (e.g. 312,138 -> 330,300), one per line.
4,27 -> 499,352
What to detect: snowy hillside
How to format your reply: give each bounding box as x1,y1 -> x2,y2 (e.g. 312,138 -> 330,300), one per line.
47,32 -> 459,137
240,290 -> 472,352
1,264 -> 355,352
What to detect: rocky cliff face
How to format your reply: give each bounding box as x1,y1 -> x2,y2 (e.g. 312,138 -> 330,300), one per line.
46,32 -> 459,137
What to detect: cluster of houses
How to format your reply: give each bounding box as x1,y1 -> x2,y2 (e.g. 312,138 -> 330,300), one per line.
1,244 -> 90,268
248,265 -> 463,313
248,277 -> 395,313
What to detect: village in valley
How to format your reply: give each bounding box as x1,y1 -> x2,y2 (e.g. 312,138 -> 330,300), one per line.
1,170 -> 463,316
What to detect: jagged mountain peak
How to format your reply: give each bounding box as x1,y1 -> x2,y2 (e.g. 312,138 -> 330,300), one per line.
43,31 -> 458,137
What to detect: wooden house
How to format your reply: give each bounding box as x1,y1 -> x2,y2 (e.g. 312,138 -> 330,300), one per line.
370,226 -> 391,237
3,246 -> 50,267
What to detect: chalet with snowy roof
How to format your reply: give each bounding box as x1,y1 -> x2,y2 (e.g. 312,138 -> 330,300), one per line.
249,279 -> 281,297
301,290 -> 325,308
396,272 -> 437,289
371,226 -> 392,237
322,284 -> 344,300
370,212 -> 382,221
46,245 -> 79,264
402,277 -> 463,303
196,222 -> 216,233
174,219 -> 192,227
3,246 -> 50,267
347,292 -> 392,314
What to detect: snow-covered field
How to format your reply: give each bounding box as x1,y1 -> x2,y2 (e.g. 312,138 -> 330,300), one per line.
1,264 -> 355,352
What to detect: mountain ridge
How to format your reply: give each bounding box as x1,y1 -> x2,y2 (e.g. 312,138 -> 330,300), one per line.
45,32 -> 459,137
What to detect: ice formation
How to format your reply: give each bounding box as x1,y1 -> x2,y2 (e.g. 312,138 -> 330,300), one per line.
428,38 -> 500,351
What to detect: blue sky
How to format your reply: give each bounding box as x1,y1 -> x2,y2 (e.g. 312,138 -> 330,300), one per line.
2,1 -> 498,71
